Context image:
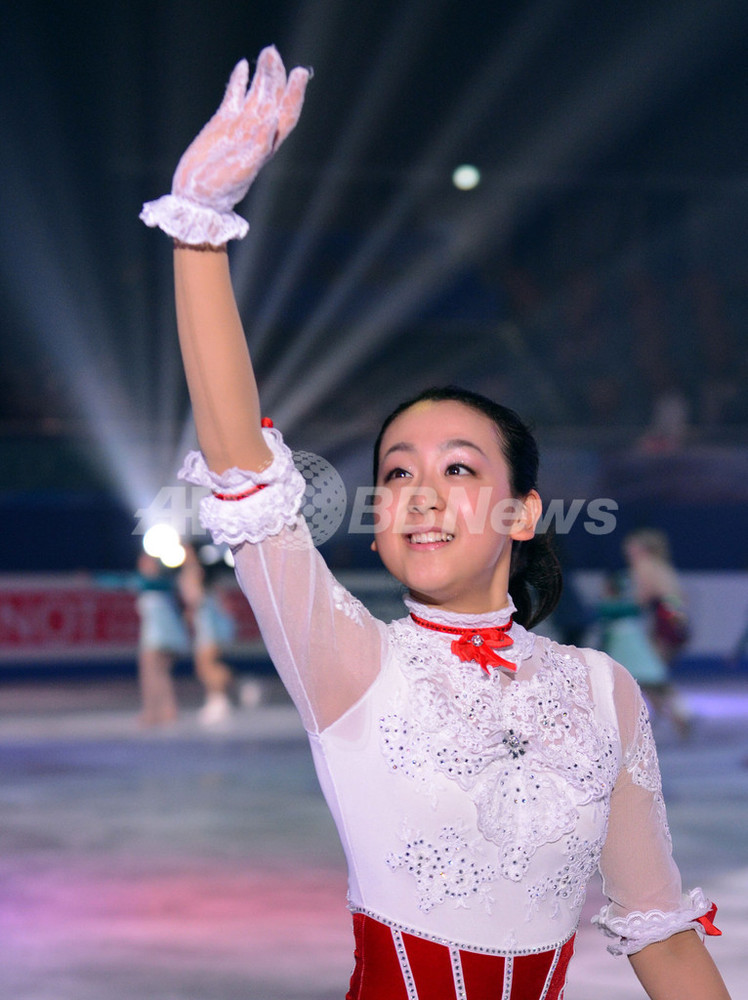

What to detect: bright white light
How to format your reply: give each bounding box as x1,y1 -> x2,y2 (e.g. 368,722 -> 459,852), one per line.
142,523 -> 180,559
160,543 -> 187,569
142,522 -> 185,568
223,548 -> 236,568
452,164 -> 481,190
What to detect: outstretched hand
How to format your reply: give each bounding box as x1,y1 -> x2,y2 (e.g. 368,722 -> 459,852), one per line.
172,46 -> 310,215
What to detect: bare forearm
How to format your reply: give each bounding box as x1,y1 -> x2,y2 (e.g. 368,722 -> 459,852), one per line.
628,931 -> 730,1000
174,246 -> 272,474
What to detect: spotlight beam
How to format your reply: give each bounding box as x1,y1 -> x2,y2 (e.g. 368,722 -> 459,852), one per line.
229,0 -> 346,324
271,0 -> 744,433
262,0 -> 576,412
170,0 -> 349,470
174,0 -> 448,467
0,134 -> 161,513
244,0 -> 452,368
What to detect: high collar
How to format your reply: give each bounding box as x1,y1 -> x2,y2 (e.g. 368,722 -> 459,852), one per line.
403,594 -> 516,630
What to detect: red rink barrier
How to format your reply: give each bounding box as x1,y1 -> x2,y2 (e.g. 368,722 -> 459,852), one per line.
0,576 -> 263,663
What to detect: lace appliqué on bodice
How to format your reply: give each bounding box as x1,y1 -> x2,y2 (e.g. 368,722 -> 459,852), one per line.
386,823 -> 497,914
528,830 -> 607,919
381,623 -> 619,892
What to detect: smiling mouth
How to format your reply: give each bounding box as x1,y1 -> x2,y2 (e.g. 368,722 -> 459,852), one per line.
407,531 -> 455,544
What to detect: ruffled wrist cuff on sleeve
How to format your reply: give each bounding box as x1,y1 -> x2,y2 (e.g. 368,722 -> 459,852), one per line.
178,427 -> 306,546
139,194 -> 249,244
593,887 -> 721,956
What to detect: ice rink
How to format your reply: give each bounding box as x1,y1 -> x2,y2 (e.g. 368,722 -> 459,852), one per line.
1,675 -> 745,999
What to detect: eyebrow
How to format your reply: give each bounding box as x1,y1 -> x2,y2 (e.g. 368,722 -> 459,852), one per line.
381,438 -> 488,461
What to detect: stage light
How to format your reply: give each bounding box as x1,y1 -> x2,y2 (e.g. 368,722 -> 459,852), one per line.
452,164 -> 481,190
263,0 -> 575,428
4,0 -> 739,556
160,544 -> 187,569
267,0 -> 739,436
239,0 -> 447,368
142,524 -> 180,560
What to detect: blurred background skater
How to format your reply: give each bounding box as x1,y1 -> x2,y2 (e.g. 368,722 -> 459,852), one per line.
135,551 -> 190,727
178,544 -> 253,726
625,529 -> 691,665
597,569 -> 673,718
611,528 -> 693,738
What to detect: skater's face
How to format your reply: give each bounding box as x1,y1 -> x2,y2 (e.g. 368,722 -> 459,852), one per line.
138,552 -> 161,577
372,400 -> 540,613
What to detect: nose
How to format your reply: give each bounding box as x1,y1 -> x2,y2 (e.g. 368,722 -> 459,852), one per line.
406,484 -> 444,515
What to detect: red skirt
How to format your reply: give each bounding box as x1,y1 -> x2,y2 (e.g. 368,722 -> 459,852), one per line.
346,911 -> 575,1000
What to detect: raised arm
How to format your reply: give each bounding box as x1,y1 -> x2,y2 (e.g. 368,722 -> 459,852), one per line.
140,48 -> 310,473
141,52 -> 386,734
173,248 -> 266,473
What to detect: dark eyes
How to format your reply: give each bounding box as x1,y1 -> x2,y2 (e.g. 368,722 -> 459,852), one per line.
382,462 -> 474,482
383,467 -> 410,482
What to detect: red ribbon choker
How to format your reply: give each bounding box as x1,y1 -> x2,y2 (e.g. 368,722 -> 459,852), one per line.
410,613 -> 516,674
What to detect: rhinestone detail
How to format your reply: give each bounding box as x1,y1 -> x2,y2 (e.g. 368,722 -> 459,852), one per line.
348,905 -> 577,957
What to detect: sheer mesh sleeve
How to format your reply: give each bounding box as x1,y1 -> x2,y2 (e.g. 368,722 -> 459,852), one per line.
593,662 -> 715,955
179,429 -> 388,735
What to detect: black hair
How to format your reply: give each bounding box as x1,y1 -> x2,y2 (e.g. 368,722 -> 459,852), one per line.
373,386 -> 562,629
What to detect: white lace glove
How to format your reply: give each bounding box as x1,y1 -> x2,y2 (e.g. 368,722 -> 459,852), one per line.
140,46 -> 310,245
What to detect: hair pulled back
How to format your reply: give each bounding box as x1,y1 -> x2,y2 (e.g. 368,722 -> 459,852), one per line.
373,386 -> 562,630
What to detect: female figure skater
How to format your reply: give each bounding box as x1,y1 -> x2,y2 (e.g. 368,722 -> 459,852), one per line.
141,47 -> 730,999
599,531 -> 692,739
178,543 -> 239,726
624,530 -> 692,737
623,529 -> 691,665
596,569 -> 673,699
134,551 -> 189,727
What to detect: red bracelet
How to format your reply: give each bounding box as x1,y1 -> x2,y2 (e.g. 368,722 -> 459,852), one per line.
212,483 -> 268,501
211,419 -> 274,500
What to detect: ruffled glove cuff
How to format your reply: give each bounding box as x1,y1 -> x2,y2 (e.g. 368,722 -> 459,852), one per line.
178,427 -> 306,546
593,887 -> 721,956
139,194 -> 249,245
